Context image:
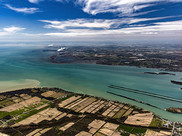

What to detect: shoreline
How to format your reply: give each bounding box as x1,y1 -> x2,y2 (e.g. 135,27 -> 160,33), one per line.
51,61 -> 181,73
0,86 -> 182,122
0,87 -> 172,120
0,87 -> 173,136
0,64 -> 181,121
0,87 -> 158,115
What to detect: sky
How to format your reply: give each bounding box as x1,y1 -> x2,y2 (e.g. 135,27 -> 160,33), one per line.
0,0 -> 182,44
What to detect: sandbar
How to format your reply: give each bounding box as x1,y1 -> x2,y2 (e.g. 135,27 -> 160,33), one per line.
0,79 -> 40,93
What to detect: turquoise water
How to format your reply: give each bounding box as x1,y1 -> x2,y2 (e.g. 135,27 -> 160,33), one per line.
0,45 -> 182,121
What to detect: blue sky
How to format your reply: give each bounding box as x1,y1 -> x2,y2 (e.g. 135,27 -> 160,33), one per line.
0,0 -> 182,43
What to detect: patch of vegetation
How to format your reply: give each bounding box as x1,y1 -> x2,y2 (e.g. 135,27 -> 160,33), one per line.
15,105 -> 50,123
10,109 -> 25,117
55,126 -> 61,132
118,125 -> 147,135
13,132 -> 23,136
0,108 -> 25,122
49,102 -> 55,108
57,131 -> 62,135
0,99 -> 14,107
121,133 -> 130,136
24,101 -> 48,111
31,89 -> 38,93
0,111 -> 10,119
150,117 -> 163,127
41,98 -> 49,103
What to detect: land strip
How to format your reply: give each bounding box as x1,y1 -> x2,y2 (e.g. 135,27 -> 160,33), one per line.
0,87 -> 174,136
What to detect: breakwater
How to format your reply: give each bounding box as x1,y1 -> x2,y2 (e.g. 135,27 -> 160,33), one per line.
109,85 -> 182,103
144,72 -> 175,75
107,91 -> 163,110
171,80 -> 182,85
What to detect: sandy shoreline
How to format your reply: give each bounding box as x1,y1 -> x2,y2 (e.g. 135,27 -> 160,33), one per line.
0,79 -> 40,93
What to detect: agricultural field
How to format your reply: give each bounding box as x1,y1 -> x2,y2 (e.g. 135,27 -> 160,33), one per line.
0,88 -> 171,136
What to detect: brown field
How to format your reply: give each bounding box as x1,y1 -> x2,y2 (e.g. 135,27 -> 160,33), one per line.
102,104 -> 116,116
26,127 -> 52,136
69,97 -> 89,110
88,119 -> 105,129
94,132 -> 105,136
123,108 -> 133,117
41,91 -> 56,97
113,106 -> 130,118
145,129 -> 171,136
80,100 -> 101,113
75,131 -> 92,136
55,113 -> 67,120
0,97 -> 41,112
19,94 -> 31,100
49,92 -> 66,98
59,96 -> 81,107
91,101 -> 107,114
64,98 -> 82,109
86,100 -> 103,113
35,103 -> 48,110
107,106 -> 120,117
74,97 -> 96,112
59,122 -> 74,131
14,108 -> 62,126
124,113 -> 153,127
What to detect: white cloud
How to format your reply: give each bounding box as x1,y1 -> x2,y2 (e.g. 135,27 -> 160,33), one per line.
0,26 -> 25,36
40,16 -> 177,31
128,9 -> 160,17
133,4 -> 154,11
3,26 -> 25,33
0,32 -> 8,36
76,0 -> 182,16
28,0 -> 41,4
5,4 -> 39,14
40,19 -> 120,29
114,20 -> 182,34
42,19 -> 182,36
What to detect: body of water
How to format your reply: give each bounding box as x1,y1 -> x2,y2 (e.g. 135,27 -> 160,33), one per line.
0,45 -> 182,121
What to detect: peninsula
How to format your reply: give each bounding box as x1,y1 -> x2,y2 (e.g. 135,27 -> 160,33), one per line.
47,45 -> 182,72
0,87 -> 176,136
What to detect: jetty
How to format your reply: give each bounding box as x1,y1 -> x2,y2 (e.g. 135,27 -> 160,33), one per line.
171,80 -> 182,85
108,85 -> 182,103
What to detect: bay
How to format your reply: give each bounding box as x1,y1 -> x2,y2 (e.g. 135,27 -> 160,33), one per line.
0,45 -> 182,121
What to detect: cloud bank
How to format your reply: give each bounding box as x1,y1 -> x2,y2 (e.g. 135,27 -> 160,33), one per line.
76,0 -> 182,16
0,26 -> 25,36
40,17 -> 182,37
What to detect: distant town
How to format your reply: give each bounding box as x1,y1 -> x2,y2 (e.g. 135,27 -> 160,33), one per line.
47,45 -> 182,72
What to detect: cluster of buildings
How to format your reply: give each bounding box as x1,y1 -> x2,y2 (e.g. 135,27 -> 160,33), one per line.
49,45 -> 182,72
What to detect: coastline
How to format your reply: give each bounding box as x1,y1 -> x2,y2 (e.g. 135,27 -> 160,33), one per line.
0,87 -> 173,136
0,79 -> 40,93
51,60 -> 180,73
0,82 -> 182,122
0,87 -> 174,122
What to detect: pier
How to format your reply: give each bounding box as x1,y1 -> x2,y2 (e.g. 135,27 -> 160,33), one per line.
108,85 -> 182,103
